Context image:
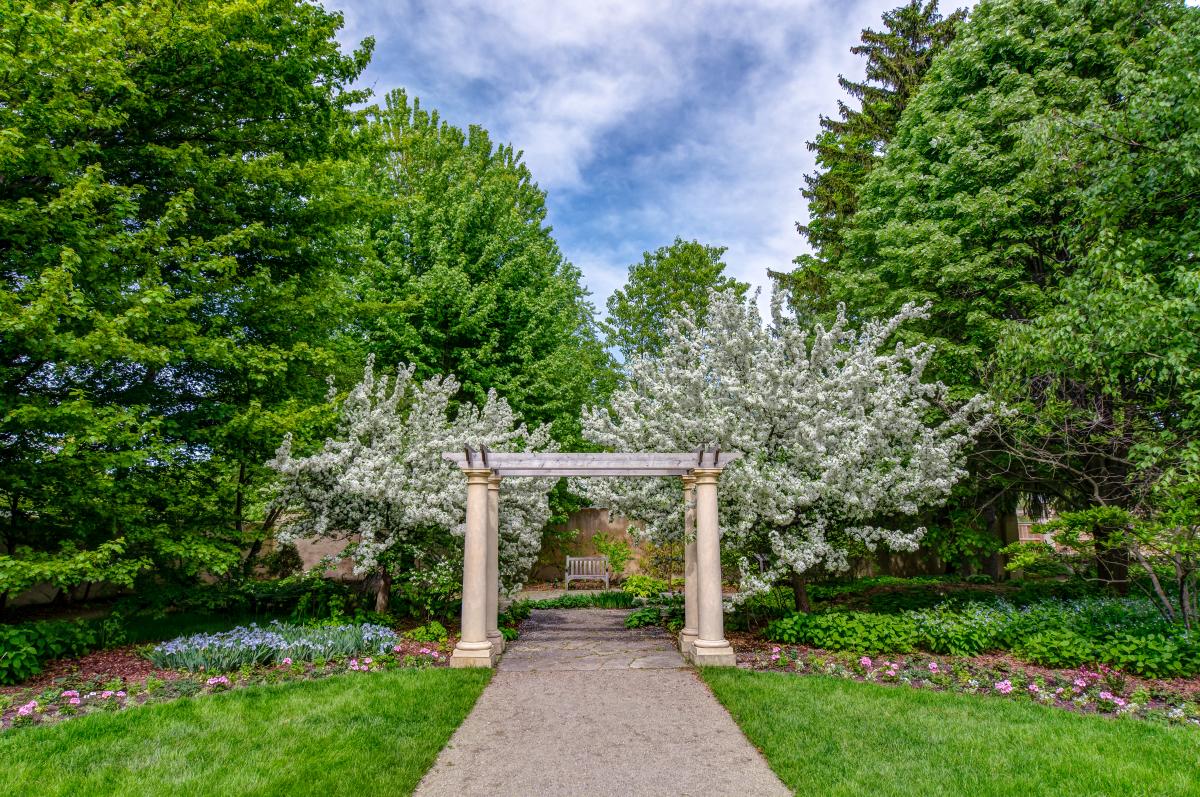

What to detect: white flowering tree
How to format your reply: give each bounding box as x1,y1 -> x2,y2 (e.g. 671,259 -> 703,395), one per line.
580,289 -> 991,608
269,357 -> 555,612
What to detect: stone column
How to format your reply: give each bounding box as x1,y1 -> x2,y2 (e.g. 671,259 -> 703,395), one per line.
679,475 -> 699,659
450,468 -> 497,668
691,467 -> 736,666
485,474 -> 504,656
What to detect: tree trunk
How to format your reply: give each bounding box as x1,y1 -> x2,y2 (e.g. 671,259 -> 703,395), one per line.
1094,528 -> 1129,595
374,569 -> 392,614
791,571 -> 811,613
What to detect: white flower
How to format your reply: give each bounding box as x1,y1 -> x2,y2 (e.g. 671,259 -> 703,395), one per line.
578,288 -> 990,600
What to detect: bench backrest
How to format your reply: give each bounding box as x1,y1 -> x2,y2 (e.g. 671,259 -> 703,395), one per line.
566,555 -> 609,577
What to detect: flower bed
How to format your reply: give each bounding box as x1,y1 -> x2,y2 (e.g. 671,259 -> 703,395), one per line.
146,621 -> 400,671
0,637 -> 451,733
733,633 -> 1200,727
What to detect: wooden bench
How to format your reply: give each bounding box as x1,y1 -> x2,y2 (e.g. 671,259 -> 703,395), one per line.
564,555 -> 610,590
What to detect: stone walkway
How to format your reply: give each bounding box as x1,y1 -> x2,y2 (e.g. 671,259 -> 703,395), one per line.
415,609 -> 789,797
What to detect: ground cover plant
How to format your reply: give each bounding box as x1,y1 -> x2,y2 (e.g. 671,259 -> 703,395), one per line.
764,594 -> 1200,678
146,621 -> 401,671
732,640 -> 1200,726
0,668 -> 490,796
703,669 -> 1200,797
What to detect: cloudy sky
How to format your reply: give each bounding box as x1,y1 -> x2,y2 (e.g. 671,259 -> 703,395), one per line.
328,0 -> 902,312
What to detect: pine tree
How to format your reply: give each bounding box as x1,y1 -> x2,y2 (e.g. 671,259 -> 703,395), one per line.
776,1 -> 963,303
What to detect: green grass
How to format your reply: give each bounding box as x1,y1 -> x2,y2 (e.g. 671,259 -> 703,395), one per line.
0,668 -> 490,797
703,670 -> 1200,797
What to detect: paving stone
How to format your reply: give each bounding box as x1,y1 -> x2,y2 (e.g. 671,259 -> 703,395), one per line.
415,608 -> 789,797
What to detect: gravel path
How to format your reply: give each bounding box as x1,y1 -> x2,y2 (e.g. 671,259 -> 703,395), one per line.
415,608 -> 789,797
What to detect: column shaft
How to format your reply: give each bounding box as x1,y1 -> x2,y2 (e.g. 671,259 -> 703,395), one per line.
450,468 -> 496,668
485,474 -> 504,655
680,476 -> 699,658
691,468 -> 736,666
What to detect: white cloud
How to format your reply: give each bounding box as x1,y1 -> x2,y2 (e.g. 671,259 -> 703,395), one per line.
329,0 -> 904,309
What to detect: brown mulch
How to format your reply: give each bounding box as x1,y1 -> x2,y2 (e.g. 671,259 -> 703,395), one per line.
1,647 -> 183,695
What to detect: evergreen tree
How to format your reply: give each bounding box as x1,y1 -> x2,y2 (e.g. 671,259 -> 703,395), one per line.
776,1 -> 963,306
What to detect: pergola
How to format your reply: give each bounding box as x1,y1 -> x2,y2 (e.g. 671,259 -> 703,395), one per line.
442,449 -> 742,668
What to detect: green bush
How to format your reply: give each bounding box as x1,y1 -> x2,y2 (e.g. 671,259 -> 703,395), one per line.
625,606 -> 662,628
1096,633 -> 1200,679
0,618 -> 106,685
910,605 -> 1010,655
1013,629 -> 1096,668
622,574 -> 669,598
766,612 -> 917,654
403,621 -> 449,643
525,591 -> 636,610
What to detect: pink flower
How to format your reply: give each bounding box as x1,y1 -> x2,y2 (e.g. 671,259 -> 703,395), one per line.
770,653 -> 781,661
928,662 -> 939,673
859,656 -> 873,668
69,697 -> 81,705
1027,684 -> 1040,694
205,676 -> 230,687
1073,678 -> 1087,689
1099,691 -> 1114,701
282,658 -> 292,666
61,690 -> 79,698
994,680 -> 1013,695
771,647 -> 781,654
1054,687 -> 1064,696
393,645 -> 403,653
363,658 -> 372,665
116,691 -> 126,698
1114,697 -> 1127,707
16,701 -> 37,716
101,691 -> 114,699
431,652 -> 441,660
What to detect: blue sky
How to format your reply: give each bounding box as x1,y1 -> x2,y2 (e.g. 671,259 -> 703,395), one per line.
328,0 -> 901,313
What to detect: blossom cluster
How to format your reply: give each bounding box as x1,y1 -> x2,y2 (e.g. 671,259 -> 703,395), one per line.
269,357 -> 556,593
580,288 -> 991,598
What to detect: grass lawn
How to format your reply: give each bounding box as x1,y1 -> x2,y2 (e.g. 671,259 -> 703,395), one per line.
703,670 -> 1200,797
0,668 -> 490,797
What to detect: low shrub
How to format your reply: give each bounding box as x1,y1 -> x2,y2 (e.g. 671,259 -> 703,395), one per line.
525,591 -> 636,610
1013,629 -> 1096,668
624,606 -> 662,628
622,574 -> 669,598
403,621 -> 449,643
1096,633 -> 1200,679
767,612 -> 918,653
146,621 -> 400,671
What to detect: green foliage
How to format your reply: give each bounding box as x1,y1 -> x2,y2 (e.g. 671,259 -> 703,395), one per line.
403,622 -> 449,644
521,591 -> 637,610
622,574 -> 669,598
590,533 -> 633,579
0,0 -> 372,595
0,619 -> 103,685
1096,633 -> 1200,680
786,0 -> 964,293
145,621 -> 399,671
350,90 -> 615,450
604,237 -> 748,361
624,606 -> 663,629
767,612 -> 918,654
1012,629 -> 1096,669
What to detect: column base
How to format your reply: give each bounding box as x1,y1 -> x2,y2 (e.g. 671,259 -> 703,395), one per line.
449,641 -> 496,668
679,630 -> 698,661
691,639 -> 736,667
486,631 -> 506,656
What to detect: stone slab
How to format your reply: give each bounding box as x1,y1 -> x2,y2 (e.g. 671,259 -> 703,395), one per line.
415,608 -> 788,797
